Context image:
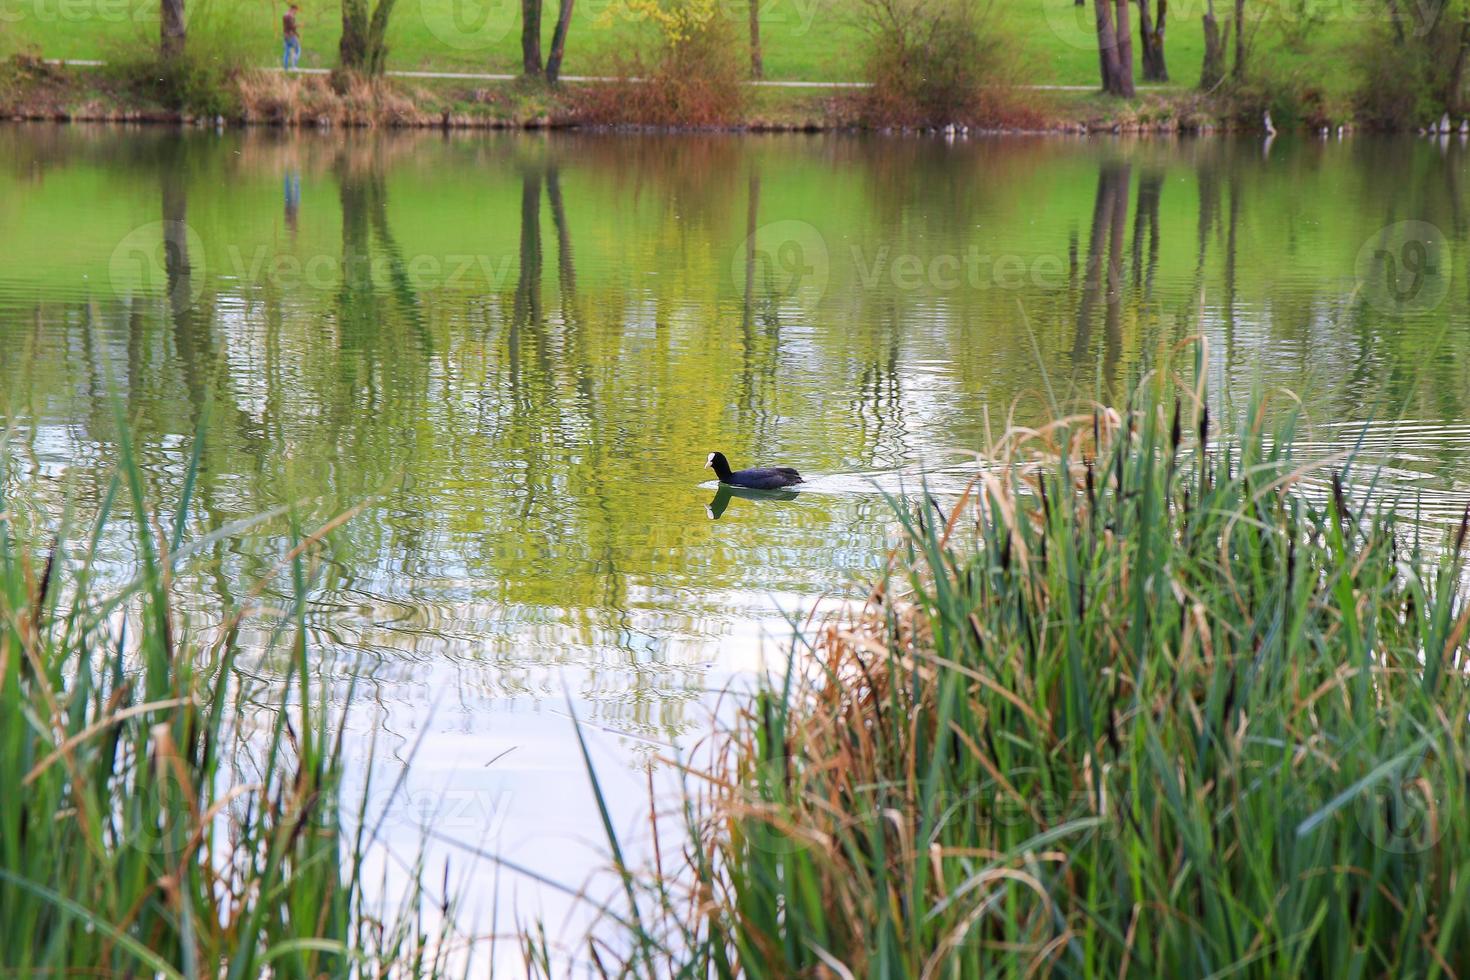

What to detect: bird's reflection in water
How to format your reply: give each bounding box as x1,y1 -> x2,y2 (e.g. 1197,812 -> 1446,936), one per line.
706,485 -> 802,520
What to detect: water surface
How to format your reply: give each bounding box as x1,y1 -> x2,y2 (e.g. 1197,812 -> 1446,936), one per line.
2,126 -> 1468,944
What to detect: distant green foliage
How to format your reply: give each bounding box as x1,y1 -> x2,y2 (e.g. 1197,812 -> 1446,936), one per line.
1349,2 -> 1463,128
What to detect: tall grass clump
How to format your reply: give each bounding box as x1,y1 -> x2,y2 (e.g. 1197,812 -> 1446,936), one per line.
0,416 -> 461,976
573,346 -> 1470,976
235,70 -> 424,127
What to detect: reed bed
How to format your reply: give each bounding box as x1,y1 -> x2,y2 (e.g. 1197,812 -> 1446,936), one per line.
0,416 -> 461,977
576,349 -> 1470,977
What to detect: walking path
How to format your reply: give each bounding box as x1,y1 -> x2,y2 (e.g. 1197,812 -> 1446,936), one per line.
42,59 -> 1172,92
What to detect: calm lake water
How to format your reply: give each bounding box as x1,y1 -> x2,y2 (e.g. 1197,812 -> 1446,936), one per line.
2,126 -> 1469,949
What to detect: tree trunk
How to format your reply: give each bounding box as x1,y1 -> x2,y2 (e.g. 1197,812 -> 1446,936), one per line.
1446,8 -> 1470,115
1113,0 -> 1135,95
1094,0 -> 1124,94
1232,0 -> 1246,80
1201,0 -> 1225,90
1130,170 -> 1162,292
1385,0 -> 1406,44
743,170 -> 759,334
162,179 -> 193,320
1102,161 -> 1129,392
366,0 -> 396,75
547,165 -> 576,297
340,0 -> 396,75
510,170 -> 544,403
545,0 -> 573,82
1072,166 -> 1115,363
336,155 -> 380,350
521,0 -> 544,78
161,0 -> 186,59
1072,161 -> 1132,398
749,0 -> 763,79
1137,0 -> 1167,82
341,5 -> 359,69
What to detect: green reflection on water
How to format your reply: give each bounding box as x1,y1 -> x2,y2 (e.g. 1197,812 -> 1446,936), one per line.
2,128 -> 1469,739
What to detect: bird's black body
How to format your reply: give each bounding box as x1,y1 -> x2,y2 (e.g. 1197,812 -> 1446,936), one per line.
706,451 -> 804,490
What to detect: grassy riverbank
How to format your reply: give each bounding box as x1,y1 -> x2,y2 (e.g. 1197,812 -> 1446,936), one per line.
0,419 -> 464,976
569,353 -> 1470,975
0,55 -> 1236,131
0,0 -> 1357,92
0,0 -> 1461,131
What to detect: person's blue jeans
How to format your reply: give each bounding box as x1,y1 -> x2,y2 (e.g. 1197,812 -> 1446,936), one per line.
283,37 -> 301,70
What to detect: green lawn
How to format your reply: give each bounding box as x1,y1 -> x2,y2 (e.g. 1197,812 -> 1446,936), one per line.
0,0 -> 1364,96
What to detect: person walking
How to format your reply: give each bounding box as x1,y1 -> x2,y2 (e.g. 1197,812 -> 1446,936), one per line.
282,4 -> 301,70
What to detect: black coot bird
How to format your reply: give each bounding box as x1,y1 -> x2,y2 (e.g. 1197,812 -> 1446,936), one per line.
705,451 -> 804,490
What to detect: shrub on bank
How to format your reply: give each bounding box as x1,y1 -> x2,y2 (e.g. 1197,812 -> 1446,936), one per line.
0,423 -> 461,976
575,0 -> 746,127
569,347 -> 1470,976
1350,6 -> 1467,129
1228,64 -> 1337,130
105,8 -> 257,118
856,0 -> 1039,128
113,52 -> 242,118
1350,29 -> 1440,129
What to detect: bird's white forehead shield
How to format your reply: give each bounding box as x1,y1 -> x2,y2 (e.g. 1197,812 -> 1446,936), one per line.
706,453 -> 715,467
